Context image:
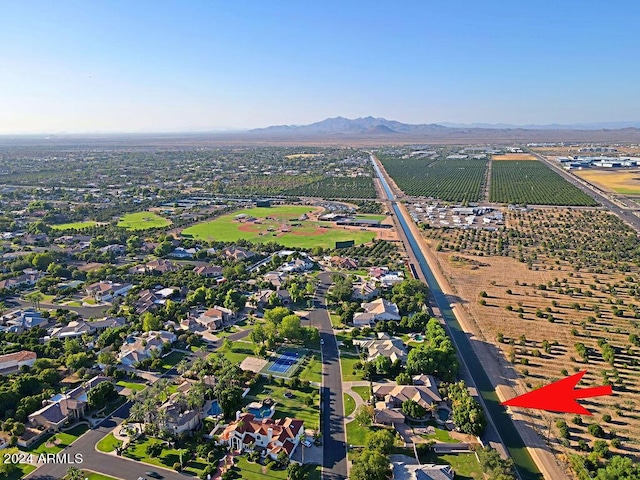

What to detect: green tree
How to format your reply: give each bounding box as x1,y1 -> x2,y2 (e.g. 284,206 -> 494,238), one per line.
142,312 -> 162,332
280,314 -> 302,341
477,446 -> 516,480
287,462 -> 306,480
349,449 -> 392,480
354,405 -> 375,426
264,306 -> 291,324
595,455 -> 640,479
374,355 -> 392,375
402,399 -> 427,419
365,429 -> 394,455
32,252 -> 55,270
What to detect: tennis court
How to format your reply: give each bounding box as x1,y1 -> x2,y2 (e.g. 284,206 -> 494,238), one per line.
267,351 -> 301,374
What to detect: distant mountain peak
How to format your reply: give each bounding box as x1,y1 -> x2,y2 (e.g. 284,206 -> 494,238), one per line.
250,116 -> 446,135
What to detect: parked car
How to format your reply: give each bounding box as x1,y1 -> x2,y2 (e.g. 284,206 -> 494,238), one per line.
146,473 -> 163,479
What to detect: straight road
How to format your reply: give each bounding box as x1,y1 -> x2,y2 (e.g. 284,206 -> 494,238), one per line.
371,155 -> 560,480
311,272 -> 348,480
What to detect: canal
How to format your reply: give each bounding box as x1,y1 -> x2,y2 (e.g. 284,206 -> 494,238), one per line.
372,156 -> 542,480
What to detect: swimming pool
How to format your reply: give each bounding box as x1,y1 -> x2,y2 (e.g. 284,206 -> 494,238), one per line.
207,400 -> 221,416
248,405 -> 273,419
437,407 -> 450,422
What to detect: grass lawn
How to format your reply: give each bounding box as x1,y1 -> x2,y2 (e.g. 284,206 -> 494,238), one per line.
335,332 -> 357,353
160,350 -> 185,371
116,380 -> 147,391
230,456 -> 321,480
117,211 -> 171,230
26,423 -> 89,454
418,420 -> 459,443
51,220 -> 98,230
351,385 -> 372,402
417,451 -> 483,480
340,354 -> 365,381
123,437 -> 205,476
330,313 -> 344,328
6,463 -> 36,480
299,353 -> 323,384
246,379 -> 320,430
215,339 -> 257,364
355,214 -> 387,221
344,392 -> 356,417
346,420 -> 387,446
65,471 -> 120,480
181,206 -> 376,249
83,473 -> 120,480
96,432 -> 122,453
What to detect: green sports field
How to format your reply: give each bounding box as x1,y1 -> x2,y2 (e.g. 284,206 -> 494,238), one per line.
117,211 -> 171,230
51,220 -> 98,230
181,206 -> 376,248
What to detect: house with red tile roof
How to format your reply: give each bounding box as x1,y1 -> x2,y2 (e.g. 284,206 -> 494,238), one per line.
219,412 -> 304,460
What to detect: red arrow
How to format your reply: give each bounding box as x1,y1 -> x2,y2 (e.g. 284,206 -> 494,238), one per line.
501,371 -> 612,415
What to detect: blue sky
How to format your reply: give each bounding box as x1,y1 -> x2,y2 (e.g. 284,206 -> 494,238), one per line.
1,1 -> 639,133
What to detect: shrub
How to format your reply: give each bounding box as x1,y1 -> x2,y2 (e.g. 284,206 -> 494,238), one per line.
587,424 -> 605,438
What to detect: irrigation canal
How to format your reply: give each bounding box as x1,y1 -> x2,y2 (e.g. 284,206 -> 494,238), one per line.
371,155 -> 543,480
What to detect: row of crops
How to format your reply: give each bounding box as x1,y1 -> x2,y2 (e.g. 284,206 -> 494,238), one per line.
284,176 -> 377,199
379,156 -> 487,202
489,161 -> 598,206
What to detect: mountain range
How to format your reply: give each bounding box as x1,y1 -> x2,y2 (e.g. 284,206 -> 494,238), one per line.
245,116 -> 640,143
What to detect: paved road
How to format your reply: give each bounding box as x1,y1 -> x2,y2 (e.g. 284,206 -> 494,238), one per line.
25,401 -> 189,480
24,328 -> 254,480
311,272 -> 348,480
372,155 -> 556,480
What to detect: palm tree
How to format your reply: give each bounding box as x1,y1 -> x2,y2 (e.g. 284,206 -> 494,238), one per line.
176,359 -> 190,376
129,402 -> 145,424
66,466 -> 84,480
156,408 -> 168,433
25,291 -> 44,310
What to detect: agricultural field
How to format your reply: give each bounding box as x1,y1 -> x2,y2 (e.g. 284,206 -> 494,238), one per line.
490,158 -> 598,206
575,168 -> 640,195
117,211 -> 171,230
492,153 -> 538,161
50,220 -> 99,230
181,205 -> 377,249
284,176 -> 377,199
423,208 -> 640,461
379,155 -> 487,202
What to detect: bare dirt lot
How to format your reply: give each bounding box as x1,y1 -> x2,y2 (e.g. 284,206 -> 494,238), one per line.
422,207 -> 640,463
575,168 -> 640,195
492,153 -> 539,161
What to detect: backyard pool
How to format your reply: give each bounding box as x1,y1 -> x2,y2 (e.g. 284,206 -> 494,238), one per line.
437,407 -> 450,422
207,400 -> 221,416
247,401 -> 275,420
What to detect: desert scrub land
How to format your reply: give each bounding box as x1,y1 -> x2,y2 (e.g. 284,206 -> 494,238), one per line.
423,208 -> 640,465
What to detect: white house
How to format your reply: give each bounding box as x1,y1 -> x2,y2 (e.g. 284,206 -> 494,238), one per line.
355,333 -> 408,363
219,412 -> 304,460
118,330 -> 177,366
352,298 -> 400,326
0,350 -> 37,374
85,281 -> 133,302
279,257 -> 314,273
